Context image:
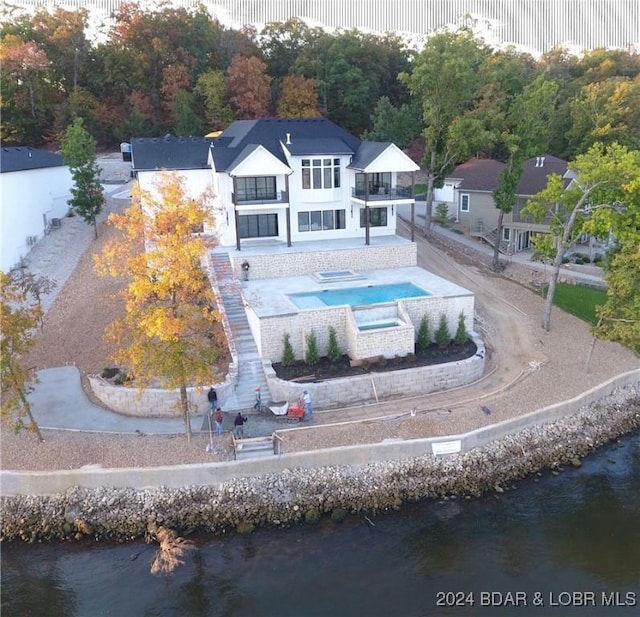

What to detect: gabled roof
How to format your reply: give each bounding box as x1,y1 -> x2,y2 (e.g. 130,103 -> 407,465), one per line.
131,135 -> 214,171
348,142 -> 391,171
0,147 -> 65,173
211,118 -> 361,172
517,155 -> 569,196
449,159 -> 507,192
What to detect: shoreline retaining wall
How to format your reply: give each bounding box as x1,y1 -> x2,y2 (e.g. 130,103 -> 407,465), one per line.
2,369 -> 638,499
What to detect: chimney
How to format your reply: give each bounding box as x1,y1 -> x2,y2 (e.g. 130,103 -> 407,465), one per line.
285,133 -> 291,145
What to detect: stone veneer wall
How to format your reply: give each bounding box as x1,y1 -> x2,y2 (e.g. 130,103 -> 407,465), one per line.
231,243 -> 417,280
346,304 -> 415,360
88,375 -> 238,417
264,332 -> 485,407
256,294 -> 475,363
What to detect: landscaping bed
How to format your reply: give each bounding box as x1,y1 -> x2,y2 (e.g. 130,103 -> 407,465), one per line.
272,340 -> 477,382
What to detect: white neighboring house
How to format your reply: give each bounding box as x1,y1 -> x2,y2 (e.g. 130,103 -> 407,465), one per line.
130,135 -> 214,207
0,147 -> 73,272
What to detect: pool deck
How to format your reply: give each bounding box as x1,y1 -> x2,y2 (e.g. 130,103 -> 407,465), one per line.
242,266 -> 474,318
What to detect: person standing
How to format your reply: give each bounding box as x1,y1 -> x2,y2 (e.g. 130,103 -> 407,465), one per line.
301,390 -> 313,420
214,408 -> 224,435
207,386 -> 218,411
233,412 -> 248,439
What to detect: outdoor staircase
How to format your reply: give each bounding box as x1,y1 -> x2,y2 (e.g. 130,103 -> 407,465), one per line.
208,252 -> 269,412
470,221 -> 509,254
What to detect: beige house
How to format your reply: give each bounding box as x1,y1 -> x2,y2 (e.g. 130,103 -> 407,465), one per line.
445,155 -> 569,254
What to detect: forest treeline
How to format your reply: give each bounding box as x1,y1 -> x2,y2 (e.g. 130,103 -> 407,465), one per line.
1,2 -> 639,166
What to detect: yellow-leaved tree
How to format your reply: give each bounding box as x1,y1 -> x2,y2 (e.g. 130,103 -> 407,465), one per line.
95,172 -> 225,441
0,270 -> 45,442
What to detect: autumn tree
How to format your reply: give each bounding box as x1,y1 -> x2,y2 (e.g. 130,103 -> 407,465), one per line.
95,173 -> 225,441
61,117 -> 105,239
0,33 -> 51,143
0,271 -> 45,442
226,55 -> 272,119
521,142 -> 640,332
276,74 -> 320,118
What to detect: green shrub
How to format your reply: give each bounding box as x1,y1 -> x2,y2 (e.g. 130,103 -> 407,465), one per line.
377,356 -> 387,368
435,202 -> 449,225
417,314 -> 430,351
282,333 -> 295,367
101,367 -> 120,379
435,314 -> 451,349
305,331 -> 319,366
454,312 -> 468,345
327,326 -> 341,363
405,352 -> 416,363
114,371 -> 129,385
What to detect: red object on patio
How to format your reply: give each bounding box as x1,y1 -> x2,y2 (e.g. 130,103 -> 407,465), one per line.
287,401 -> 304,419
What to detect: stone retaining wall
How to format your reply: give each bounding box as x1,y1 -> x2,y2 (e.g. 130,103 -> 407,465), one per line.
2,374 -> 638,543
230,243 -> 417,280
264,332 -> 485,407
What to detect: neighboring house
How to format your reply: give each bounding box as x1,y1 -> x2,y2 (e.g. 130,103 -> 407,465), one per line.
130,135 -> 214,203
0,147 -> 73,272
444,155 -> 569,253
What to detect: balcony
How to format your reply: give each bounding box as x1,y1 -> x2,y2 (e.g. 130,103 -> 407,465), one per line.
232,190 -> 289,206
351,185 -> 413,202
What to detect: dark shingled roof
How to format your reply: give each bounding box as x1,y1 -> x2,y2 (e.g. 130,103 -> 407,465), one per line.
0,147 -> 65,173
211,118 -> 361,172
449,159 -> 507,192
517,155 -> 569,196
131,135 -> 214,171
349,141 -> 391,171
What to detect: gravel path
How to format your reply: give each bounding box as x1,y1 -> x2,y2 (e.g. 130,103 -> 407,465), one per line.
2,167 -> 638,471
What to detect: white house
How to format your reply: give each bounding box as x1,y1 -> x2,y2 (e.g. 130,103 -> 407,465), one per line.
0,147 -> 73,272
129,120 -> 480,375
131,119 -> 422,249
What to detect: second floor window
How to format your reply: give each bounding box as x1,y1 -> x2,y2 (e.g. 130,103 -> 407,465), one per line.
237,176 -> 276,202
302,159 -> 341,189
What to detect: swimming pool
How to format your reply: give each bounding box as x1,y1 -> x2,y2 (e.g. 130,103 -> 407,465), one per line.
289,282 -> 429,308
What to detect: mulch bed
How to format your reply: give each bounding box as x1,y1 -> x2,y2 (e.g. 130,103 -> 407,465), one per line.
272,341 -> 477,382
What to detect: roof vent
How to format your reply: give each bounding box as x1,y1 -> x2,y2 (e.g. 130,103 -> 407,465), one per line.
285,133 -> 291,145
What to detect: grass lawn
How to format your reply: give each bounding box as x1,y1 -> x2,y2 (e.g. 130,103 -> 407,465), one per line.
549,282 -> 607,325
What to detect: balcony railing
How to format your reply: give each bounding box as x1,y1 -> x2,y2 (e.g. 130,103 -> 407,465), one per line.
233,190 -> 289,205
351,185 -> 413,201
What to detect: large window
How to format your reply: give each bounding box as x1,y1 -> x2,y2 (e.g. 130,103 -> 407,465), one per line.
359,207 -> 388,227
237,177 -> 276,202
302,159 -> 341,189
238,213 -> 278,238
298,209 -> 346,232
355,172 -> 391,196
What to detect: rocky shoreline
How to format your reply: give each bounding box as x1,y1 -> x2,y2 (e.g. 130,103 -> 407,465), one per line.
2,383 -> 639,544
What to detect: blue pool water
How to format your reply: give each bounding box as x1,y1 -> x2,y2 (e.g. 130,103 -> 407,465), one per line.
289,282 -> 428,308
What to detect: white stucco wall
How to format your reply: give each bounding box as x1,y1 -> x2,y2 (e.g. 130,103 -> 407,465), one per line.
0,166 -> 72,272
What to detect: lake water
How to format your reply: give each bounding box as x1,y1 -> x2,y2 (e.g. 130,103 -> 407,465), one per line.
2,431 -> 639,617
